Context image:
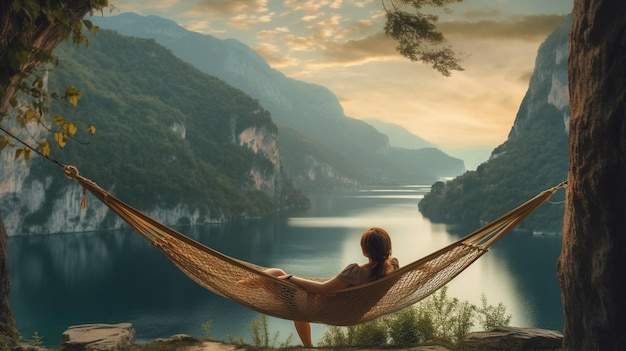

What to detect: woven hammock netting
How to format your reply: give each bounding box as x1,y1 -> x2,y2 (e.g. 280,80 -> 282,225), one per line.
63,165 -> 565,326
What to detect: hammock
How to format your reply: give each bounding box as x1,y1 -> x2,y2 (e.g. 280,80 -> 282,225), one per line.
62,165 -> 566,326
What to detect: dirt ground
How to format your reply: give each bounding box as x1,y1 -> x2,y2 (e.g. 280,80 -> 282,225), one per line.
182,341 -> 451,351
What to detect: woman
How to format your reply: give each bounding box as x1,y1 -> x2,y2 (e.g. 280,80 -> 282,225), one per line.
265,227 -> 399,346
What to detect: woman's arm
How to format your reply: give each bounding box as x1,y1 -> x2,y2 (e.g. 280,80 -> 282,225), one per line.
279,274 -> 349,294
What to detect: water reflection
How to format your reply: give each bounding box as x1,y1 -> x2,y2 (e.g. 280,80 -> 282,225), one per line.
9,185 -> 562,347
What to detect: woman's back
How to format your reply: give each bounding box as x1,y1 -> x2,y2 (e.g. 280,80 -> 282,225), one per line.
338,257 -> 400,286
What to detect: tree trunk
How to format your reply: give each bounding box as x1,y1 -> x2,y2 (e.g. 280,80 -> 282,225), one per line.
559,0 -> 626,350
0,1 -> 98,347
0,212 -> 18,346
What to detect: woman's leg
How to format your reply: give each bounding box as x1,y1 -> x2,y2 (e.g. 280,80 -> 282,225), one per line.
293,321 -> 312,346
245,268 -> 312,345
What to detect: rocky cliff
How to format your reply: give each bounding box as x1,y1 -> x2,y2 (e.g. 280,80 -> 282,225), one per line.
418,15 -> 571,232
0,30 -> 306,235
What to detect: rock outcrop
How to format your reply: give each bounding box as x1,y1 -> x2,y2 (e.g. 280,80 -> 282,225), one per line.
53,324 -> 563,351
463,327 -> 563,350
60,323 -> 135,351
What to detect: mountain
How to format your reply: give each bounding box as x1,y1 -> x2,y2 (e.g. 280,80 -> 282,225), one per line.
365,118 -> 493,171
418,15 -> 572,233
441,145 -> 493,171
364,118 -> 436,150
90,13 -> 464,188
0,30 -> 308,235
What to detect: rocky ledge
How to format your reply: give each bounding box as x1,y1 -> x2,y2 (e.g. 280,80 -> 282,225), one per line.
14,323 -> 564,351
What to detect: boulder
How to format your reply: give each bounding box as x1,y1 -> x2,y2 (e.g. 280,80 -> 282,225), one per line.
60,323 -> 135,351
462,326 -> 563,350
153,334 -> 202,345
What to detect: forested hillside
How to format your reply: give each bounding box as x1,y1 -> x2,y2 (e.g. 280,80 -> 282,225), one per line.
5,29 -> 308,234
418,15 -> 571,233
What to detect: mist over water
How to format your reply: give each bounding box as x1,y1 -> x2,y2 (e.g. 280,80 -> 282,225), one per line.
9,185 -> 563,347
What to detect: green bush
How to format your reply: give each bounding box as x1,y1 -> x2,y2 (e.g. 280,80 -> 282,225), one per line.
320,286 -> 511,348
420,286 -> 476,345
319,326 -> 350,347
385,306 -> 430,345
351,319 -> 388,347
246,315 -> 293,348
476,293 -> 513,331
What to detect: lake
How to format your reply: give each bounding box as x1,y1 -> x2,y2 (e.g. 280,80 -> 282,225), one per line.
8,185 -> 563,347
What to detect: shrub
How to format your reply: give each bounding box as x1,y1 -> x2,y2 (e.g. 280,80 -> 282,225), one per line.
386,307 -> 423,345
351,319 -> 388,346
476,293 -> 513,330
247,315 -> 293,348
320,286 -> 511,348
417,287 -> 476,345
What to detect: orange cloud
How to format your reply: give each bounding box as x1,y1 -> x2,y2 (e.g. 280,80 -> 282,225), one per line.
440,15 -> 568,42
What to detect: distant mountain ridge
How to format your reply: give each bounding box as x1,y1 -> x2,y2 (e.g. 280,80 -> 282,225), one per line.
364,119 -> 494,171
364,119 -> 436,150
418,15 -> 571,233
90,13 -> 464,188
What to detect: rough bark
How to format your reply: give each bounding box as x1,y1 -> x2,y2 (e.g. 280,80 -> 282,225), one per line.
0,1 -> 99,346
559,0 -> 626,350
0,213 -> 18,346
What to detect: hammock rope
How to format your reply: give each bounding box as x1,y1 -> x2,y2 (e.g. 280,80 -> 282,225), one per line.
62,165 -> 566,326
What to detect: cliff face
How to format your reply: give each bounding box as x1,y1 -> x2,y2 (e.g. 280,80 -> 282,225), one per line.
0,124 -> 283,235
508,15 -> 571,138
239,126 -> 282,196
418,15 -> 571,232
0,30 -> 301,236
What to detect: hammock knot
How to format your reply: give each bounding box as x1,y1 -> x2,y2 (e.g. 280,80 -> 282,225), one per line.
63,165 -> 80,180
63,166 -> 88,209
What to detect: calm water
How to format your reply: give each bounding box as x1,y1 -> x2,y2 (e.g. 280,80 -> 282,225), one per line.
8,186 -> 563,347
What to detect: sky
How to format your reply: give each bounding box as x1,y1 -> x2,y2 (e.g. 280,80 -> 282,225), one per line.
105,0 -> 573,149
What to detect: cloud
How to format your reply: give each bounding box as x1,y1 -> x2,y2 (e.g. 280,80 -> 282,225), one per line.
227,12 -> 274,29
342,19 -> 375,36
284,0 -> 328,12
252,43 -> 300,67
182,19 -> 212,33
189,0 -> 268,17
346,0 -> 373,8
282,34 -> 319,52
106,0 -> 184,15
461,9 -> 503,19
257,29 -> 280,39
320,32 -> 399,65
440,14 -> 568,42
306,15 -> 343,41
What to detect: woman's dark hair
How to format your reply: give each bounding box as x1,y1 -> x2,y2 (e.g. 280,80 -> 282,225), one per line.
360,227 -> 393,280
